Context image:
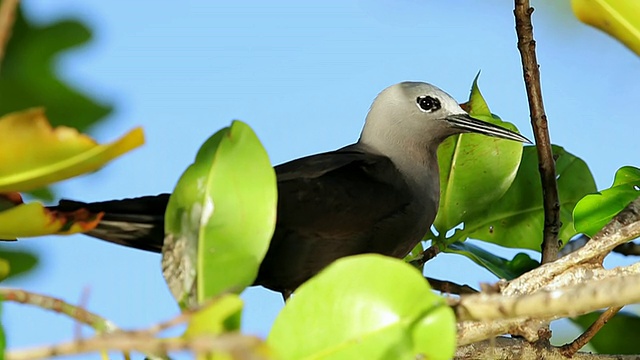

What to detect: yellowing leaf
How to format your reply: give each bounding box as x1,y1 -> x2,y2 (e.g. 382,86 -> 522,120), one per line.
0,108 -> 144,192
0,202 -> 102,239
572,0 -> 640,56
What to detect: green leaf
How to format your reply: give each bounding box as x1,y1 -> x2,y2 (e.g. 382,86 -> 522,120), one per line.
433,76 -> 524,238
574,166 -> 640,237
0,7 -> 111,132
268,254 -> 456,360
461,145 -> 596,250
0,247 -> 38,281
184,294 -> 243,338
572,0 -> 640,57
164,121 -> 277,308
570,311 -> 640,354
445,242 -> 538,280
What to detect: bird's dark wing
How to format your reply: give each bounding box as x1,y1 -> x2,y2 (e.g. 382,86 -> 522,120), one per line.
255,146 -> 416,292
52,146 -> 420,294
53,195 -> 170,252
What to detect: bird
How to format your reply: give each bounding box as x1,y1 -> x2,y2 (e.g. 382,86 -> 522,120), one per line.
53,81 -> 530,296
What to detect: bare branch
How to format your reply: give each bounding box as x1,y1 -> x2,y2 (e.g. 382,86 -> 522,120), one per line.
6,333 -> 265,360
426,277 -> 478,295
456,336 -> 639,360
410,244 -> 440,267
454,267 -> 640,323
560,306 -> 623,357
0,288 -> 118,333
514,0 -> 560,264
504,196 -> 640,296
455,197 -> 640,346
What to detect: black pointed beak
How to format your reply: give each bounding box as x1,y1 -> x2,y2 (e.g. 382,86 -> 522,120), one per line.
445,113 -> 532,144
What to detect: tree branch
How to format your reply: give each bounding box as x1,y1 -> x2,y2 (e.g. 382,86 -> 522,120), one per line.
455,197 -> 640,345
514,0 -> 560,264
0,288 -> 118,333
410,244 -> 440,267
454,266 -> 640,323
6,333 -> 264,360
560,306 -> 623,357
426,277 -> 478,295
456,336 -> 639,360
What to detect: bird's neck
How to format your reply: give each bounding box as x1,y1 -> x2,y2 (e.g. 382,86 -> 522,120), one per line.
356,137 -> 441,209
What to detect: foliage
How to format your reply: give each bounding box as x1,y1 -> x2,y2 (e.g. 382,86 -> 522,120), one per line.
0,108 -> 143,193
572,0 -> 640,56
574,166 -> 640,236
1,3 -> 640,358
0,109 -> 144,240
164,120 -> 277,308
0,8 -> 111,131
268,255 -> 456,360
433,74 -> 524,236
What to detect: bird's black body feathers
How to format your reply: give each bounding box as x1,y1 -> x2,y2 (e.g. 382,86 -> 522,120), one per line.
53,146 -> 428,293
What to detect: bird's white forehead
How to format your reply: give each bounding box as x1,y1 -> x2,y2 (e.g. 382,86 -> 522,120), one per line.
374,81 -> 464,114
397,81 -> 458,103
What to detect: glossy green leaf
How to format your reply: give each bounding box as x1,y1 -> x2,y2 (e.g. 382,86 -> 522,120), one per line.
164,121 -> 277,308
571,311 -> 640,354
572,0 -> 640,57
184,294 -> 243,338
433,76 -> 524,237
574,166 -> 640,237
0,8 -> 111,132
445,242 -> 538,280
268,255 -> 456,360
0,109 -> 144,193
460,146 -> 596,250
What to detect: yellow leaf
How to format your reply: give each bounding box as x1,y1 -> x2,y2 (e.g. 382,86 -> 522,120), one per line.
572,0 -> 640,56
0,202 -> 103,239
0,108 -> 144,192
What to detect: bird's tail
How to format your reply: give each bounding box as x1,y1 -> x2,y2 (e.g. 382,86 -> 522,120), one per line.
51,194 -> 171,253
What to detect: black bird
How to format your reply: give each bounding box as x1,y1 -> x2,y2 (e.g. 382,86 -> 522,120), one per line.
54,82 -> 529,296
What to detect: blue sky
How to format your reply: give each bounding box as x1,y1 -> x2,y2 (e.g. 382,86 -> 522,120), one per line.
4,1 -> 640,358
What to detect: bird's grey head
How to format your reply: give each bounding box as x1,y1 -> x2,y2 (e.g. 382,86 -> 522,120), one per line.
358,82 -> 529,156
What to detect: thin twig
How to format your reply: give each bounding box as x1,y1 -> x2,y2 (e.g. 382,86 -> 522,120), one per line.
456,336 -> 638,360
514,0 -> 560,264
426,277 -> 477,295
560,306 -> 623,357
0,288 -> 118,333
410,244 -> 441,267
0,0 -> 19,71
6,333 -> 264,360
74,286 -> 92,339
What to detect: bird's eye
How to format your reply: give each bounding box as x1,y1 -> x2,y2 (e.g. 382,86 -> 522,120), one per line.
416,95 -> 441,112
